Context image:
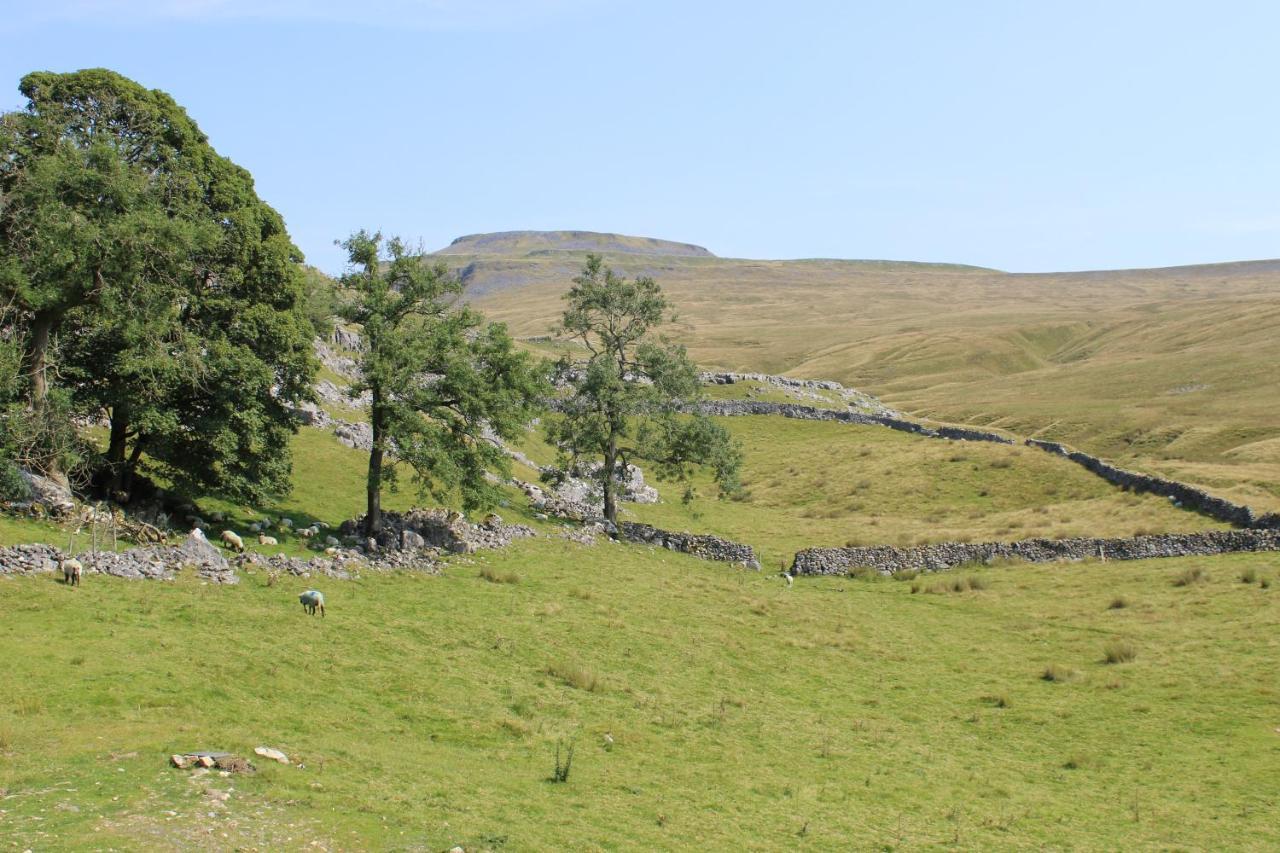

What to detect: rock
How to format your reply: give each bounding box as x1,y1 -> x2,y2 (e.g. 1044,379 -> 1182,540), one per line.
196,755 -> 215,768
18,467 -> 74,509
170,754 -> 189,769
400,530 -> 426,551
253,746 -> 289,764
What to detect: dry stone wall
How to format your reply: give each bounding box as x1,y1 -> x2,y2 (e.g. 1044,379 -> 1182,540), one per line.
1026,439 -> 1280,529
619,522 -> 759,566
792,529 -> 1280,576
689,400 -> 1016,445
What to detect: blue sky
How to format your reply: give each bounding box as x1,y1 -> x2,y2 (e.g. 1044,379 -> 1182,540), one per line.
3,1 -> 1278,273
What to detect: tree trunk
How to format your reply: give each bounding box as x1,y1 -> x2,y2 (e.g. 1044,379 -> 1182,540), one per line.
24,308 -> 67,486
123,438 -> 145,495
602,428 -> 619,536
365,390 -> 384,537
106,403 -> 130,494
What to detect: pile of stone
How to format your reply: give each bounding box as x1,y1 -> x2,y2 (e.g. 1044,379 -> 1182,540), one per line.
792,529 -> 1280,576
339,508 -> 534,556
0,530 -> 238,584
236,551 -> 366,580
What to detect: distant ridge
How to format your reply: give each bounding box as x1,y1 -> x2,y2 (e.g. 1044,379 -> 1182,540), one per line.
434,230 -> 716,258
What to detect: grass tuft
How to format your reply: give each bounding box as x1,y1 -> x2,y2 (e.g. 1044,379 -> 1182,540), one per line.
1103,640 -> 1138,664
546,662 -> 601,692
480,566 -> 520,584
1108,596 -> 1129,610
1041,664 -> 1079,683
1173,566 -> 1207,587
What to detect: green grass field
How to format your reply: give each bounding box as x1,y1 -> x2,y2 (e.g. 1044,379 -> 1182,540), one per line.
3,542 -> 1278,849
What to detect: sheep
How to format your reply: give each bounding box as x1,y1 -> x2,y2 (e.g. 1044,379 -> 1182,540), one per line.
208,510 -> 225,523
189,516 -> 207,530
220,530 -> 245,553
298,526 -> 317,539
248,521 -> 263,533
299,589 -> 325,617
60,556 -> 83,586
278,517 -> 294,530
257,533 -> 279,546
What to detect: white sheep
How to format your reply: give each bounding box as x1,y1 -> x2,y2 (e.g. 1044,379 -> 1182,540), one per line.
220,530 -> 245,553
60,556 -> 83,586
248,521 -> 263,533
258,533 -> 279,546
278,517 -> 294,530
298,526 -> 316,539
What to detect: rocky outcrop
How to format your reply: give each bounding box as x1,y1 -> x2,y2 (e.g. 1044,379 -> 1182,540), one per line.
1026,439 -> 1280,529
792,529 -> 1280,576
619,522 -> 759,566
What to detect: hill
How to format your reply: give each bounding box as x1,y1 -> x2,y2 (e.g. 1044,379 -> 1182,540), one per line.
434,230 -> 716,258
455,234 -> 1280,513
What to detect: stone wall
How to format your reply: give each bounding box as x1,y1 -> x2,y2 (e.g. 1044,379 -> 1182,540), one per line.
792,529 -> 1280,576
1026,439 -> 1280,529
0,531 -> 238,584
619,521 -> 759,566
689,399 -> 1015,445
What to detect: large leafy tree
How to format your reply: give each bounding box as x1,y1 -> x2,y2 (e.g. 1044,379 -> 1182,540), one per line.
338,231 -> 547,536
0,68 -> 316,501
549,254 -> 741,532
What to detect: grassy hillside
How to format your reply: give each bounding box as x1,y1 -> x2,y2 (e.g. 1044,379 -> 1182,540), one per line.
3,542 -> 1278,849
459,237 -> 1280,511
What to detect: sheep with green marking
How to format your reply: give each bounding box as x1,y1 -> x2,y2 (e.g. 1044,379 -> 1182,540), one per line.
299,589 -> 325,617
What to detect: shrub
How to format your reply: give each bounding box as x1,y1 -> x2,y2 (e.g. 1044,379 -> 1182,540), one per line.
546,662 -> 601,692
980,693 -> 1010,708
0,458 -> 31,502
1108,596 -> 1129,610
1103,640 -> 1137,664
965,575 -> 989,591
1239,568 -> 1258,584
1173,566 -> 1206,587
480,566 -> 519,584
549,739 -> 575,783
1262,577 -> 1272,590
848,565 -> 879,581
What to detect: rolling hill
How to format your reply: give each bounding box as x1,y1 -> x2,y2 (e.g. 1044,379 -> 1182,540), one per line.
450,231 -> 1280,512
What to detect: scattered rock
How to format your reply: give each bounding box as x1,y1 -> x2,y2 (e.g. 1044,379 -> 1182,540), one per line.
254,746 -> 289,764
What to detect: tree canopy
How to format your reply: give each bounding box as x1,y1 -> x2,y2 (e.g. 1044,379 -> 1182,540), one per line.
548,254 -> 741,531
0,68 -> 316,502
337,231 -> 547,536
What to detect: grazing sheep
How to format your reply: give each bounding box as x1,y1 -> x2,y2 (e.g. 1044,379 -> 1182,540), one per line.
298,526 -> 317,539
190,516 -> 207,530
257,533 -> 279,546
60,556 -> 83,586
299,589 -> 325,617
209,510 -> 225,523
278,517 -> 294,530
220,530 -> 245,553
248,521 -> 263,533
314,521 -> 330,530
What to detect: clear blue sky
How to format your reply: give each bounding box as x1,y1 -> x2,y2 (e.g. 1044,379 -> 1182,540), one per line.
3,1 -> 1278,273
